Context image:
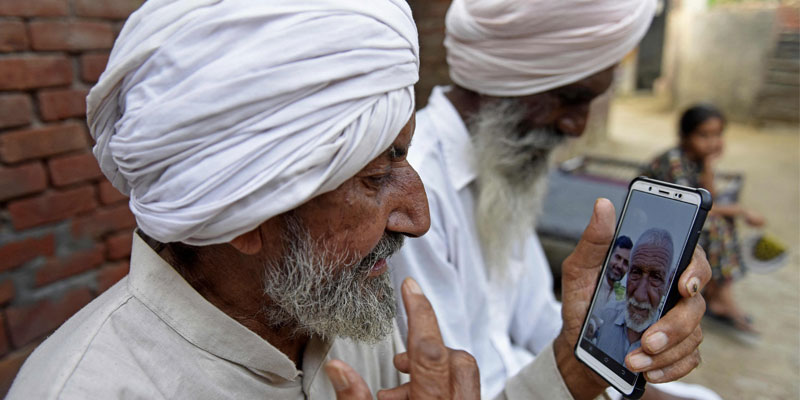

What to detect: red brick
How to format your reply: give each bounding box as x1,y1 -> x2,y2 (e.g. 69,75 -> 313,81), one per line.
0,0 -> 68,17
0,56 -> 72,90
47,152 -> 102,187
0,235 -> 54,273
97,261 -> 129,293
0,20 -> 28,52
37,88 -> 89,122
0,281 -> 15,306
0,94 -> 32,129
29,21 -> 114,51
0,341 -> 40,396
778,6 -> 800,31
105,231 -> 132,260
98,179 -> 127,205
8,186 -> 98,230
0,123 -> 88,163
6,288 -> 92,348
0,162 -> 47,202
75,0 -> 144,19
80,52 -> 109,83
35,244 -> 106,287
72,204 -> 136,239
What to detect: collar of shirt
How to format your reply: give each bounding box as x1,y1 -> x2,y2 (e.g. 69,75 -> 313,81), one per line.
127,232 -> 332,383
423,86 -> 476,191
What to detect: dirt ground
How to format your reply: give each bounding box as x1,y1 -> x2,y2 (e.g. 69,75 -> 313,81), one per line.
569,96 -> 800,400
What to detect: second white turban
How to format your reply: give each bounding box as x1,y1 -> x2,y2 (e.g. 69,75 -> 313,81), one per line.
445,0 -> 657,96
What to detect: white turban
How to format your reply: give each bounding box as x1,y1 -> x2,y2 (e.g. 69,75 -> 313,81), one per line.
87,0 -> 419,245
445,0 -> 656,96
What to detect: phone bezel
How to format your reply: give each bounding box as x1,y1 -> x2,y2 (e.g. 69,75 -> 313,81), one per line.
575,179 -> 703,396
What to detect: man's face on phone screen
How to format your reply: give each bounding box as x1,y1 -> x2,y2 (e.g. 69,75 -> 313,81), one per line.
608,246 -> 631,282
625,244 -> 669,332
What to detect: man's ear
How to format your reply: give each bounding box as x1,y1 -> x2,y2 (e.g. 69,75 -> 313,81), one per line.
229,228 -> 263,255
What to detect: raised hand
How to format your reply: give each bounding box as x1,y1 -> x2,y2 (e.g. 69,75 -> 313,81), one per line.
325,278 -> 480,400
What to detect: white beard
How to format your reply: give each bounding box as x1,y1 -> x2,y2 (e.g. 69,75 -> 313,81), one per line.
624,296 -> 658,333
470,99 -> 564,275
261,215 -> 403,343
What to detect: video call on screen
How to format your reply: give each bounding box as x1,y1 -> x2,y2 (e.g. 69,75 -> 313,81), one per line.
580,190 -> 697,383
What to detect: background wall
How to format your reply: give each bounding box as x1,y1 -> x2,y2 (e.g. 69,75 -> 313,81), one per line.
0,0 -> 143,394
408,0 -> 452,108
658,2 -> 799,123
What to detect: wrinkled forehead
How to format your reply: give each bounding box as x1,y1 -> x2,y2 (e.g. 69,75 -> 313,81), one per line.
631,244 -> 670,272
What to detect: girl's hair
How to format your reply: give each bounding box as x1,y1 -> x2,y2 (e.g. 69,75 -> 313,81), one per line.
679,103 -> 726,139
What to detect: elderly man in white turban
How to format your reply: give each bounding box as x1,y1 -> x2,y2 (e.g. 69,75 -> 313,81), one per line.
390,0 -> 715,399
6,1 -> 486,399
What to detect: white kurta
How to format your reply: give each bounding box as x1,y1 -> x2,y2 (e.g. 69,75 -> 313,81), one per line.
389,86 -> 565,398
8,233 -> 407,399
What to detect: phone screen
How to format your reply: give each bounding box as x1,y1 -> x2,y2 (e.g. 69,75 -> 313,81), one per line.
579,187 -> 699,384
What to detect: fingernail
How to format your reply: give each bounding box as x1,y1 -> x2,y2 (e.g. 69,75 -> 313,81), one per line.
646,332 -> 668,353
628,353 -> 652,370
686,277 -> 700,297
405,278 -> 422,295
328,367 -> 350,391
646,368 -> 664,381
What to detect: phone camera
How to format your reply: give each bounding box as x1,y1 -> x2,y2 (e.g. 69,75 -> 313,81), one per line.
649,187 -> 652,191
678,194 -> 683,198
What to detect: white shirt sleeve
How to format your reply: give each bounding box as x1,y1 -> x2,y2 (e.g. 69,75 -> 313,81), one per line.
509,234 -> 564,355
494,343 -> 575,400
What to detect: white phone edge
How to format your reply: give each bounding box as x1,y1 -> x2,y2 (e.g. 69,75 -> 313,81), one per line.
576,179 -> 703,395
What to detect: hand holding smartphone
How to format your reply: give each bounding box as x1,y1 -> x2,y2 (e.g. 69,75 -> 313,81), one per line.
574,177 -> 711,398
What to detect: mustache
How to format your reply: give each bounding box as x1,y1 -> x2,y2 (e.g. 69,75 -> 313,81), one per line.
627,296 -> 654,312
356,233 -> 405,274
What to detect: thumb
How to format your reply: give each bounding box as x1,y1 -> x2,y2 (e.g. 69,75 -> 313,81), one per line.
325,360 -> 373,400
564,198 -> 616,272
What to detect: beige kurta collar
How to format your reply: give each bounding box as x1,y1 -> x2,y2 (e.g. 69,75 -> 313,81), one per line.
127,232 -> 330,382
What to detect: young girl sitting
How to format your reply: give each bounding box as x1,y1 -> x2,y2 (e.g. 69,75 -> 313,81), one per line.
643,103 -> 764,335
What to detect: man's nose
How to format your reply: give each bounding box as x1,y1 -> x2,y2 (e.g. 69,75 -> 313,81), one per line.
386,165 -> 430,238
632,279 -> 649,302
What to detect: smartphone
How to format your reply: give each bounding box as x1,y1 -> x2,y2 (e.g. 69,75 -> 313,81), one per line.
574,177 -> 712,398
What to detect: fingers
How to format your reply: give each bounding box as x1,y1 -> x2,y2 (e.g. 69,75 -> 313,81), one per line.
676,246 -> 712,299
401,277 -> 451,398
562,198 -> 616,274
325,360 -> 374,400
449,350 -> 480,399
378,383 -> 410,400
626,324 -> 703,375
639,290 -> 706,356
393,352 -> 409,373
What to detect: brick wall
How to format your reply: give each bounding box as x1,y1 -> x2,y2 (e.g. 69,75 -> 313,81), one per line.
409,0 -> 453,108
0,0 -> 142,394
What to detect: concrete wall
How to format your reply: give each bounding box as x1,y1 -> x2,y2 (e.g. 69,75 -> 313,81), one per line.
659,4 -> 778,122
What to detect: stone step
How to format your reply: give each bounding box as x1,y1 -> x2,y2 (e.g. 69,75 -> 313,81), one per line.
766,58 -> 800,73
755,106 -> 799,122
756,96 -> 800,115
763,70 -> 799,86
759,83 -> 800,98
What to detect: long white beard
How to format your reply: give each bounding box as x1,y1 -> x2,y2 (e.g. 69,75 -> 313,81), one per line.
262,216 -> 403,343
471,99 -> 564,275
624,296 -> 658,333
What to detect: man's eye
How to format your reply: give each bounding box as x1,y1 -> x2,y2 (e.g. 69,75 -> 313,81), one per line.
368,173 -> 390,187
